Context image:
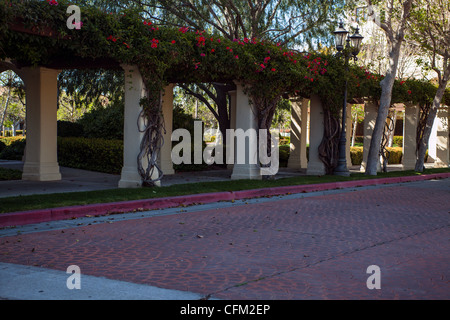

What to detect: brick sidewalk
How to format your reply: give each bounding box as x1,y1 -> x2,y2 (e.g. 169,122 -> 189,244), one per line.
0,179 -> 449,299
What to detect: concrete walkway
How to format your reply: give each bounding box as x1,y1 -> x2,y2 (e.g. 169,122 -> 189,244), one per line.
0,160 -> 432,199
0,160 -> 304,198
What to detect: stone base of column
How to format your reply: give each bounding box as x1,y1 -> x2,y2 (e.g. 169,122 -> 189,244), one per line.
119,167 -> 143,188
22,161 -> 61,181
401,160 -> 416,171
287,154 -> 302,170
434,160 -> 449,168
306,162 -> 325,176
119,166 -> 163,188
159,160 -> 175,175
231,164 -> 261,180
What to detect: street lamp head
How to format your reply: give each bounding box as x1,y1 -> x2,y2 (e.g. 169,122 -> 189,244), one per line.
334,21 -> 349,52
349,26 -> 364,56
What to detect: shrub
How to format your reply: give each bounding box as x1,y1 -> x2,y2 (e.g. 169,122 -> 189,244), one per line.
386,147 -> 403,164
57,121 -> 84,137
350,146 -> 363,165
279,144 -> 290,167
0,136 -> 26,160
350,146 -> 404,165
77,100 -> 124,140
57,137 -> 123,174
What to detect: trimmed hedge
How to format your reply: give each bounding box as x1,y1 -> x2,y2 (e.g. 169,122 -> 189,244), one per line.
386,147 -> 403,164
354,136 -> 403,147
57,137 -> 123,174
350,146 -> 403,165
350,147 -> 364,165
0,136 -> 26,160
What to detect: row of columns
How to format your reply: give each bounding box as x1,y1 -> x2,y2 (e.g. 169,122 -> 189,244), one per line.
119,66 -> 263,187
6,64 -> 449,184
287,99 -> 450,173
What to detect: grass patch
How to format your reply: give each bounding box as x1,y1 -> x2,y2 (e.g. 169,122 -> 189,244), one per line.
0,167 -> 448,214
0,167 -> 22,181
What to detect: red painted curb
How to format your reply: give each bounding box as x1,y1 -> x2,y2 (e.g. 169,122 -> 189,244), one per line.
1,173 -> 449,228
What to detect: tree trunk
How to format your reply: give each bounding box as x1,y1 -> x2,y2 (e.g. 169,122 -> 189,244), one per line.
365,41 -> 402,175
0,87 -> 11,136
415,79 -> 448,172
351,114 -> 358,147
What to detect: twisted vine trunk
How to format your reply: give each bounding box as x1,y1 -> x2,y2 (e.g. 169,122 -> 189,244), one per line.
318,106 -> 340,174
137,77 -> 166,186
251,93 -> 281,177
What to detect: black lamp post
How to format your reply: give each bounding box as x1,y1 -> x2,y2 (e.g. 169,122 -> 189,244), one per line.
333,22 -> 364,176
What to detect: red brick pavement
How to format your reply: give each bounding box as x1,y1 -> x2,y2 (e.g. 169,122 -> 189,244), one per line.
0,181 -> 449,299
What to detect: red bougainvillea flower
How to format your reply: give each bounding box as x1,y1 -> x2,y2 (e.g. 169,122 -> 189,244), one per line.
200,53 -> 206,57
107,35 -> 118,42
171,40 -> 176,44
271,68 -> 276,72
408,90 -> 412,94
211,49 -> 215,53
179,27 -> 189,33
400,80 -> 406,85
151,38 -> 159,48
196,36 -> 206,47
47,0 -> 58,5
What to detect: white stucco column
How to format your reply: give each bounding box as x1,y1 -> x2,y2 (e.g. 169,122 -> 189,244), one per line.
230,82 -> 261,180
119,65 -> 152,188
360,101 -> 381,172
227,90 -> 237,170
288,98 -> 308,169
433,106 -> 449,168
402,104 -> 419,170
306,95 -> 325,175
21,67 -> 61,181
158,84 -> 175,175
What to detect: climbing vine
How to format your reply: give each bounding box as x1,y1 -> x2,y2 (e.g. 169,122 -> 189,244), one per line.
0,0 -> 448,179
